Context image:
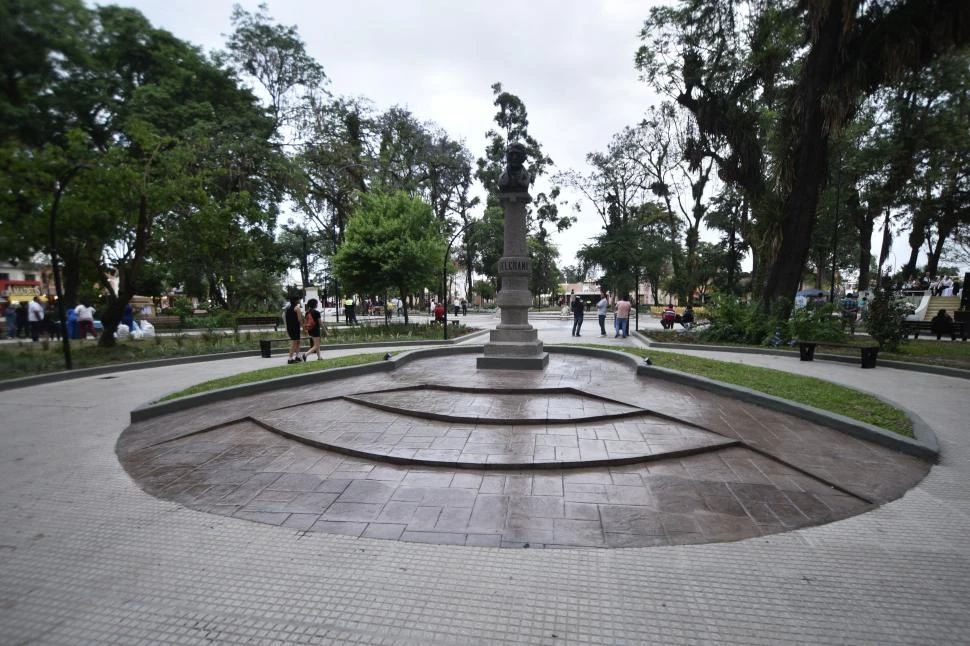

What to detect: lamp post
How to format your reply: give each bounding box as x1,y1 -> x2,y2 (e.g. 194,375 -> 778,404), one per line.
49,172 -> 79,370
830,142 -> 843,304
442,222 -> 473,340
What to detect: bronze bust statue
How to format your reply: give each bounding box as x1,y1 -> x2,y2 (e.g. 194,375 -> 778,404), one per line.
498,141 -> 533,192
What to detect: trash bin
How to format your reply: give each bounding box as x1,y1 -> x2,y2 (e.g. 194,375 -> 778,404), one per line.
860,347 -> 878,369
799,343 -> 816,361
259,339 -> 272,358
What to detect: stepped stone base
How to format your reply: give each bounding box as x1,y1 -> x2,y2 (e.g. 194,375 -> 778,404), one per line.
479,327 -> 547,369
477,353 -> 549,370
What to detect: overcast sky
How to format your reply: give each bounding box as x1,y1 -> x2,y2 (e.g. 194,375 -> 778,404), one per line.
107,0 -> 947,280
109,0 -> 662,269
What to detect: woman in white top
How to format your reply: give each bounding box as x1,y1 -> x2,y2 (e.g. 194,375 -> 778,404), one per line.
596,294 -> 609,337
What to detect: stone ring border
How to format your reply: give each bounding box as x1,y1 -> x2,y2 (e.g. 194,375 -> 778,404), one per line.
227,414 -> 745,472
130,344 -> 938,461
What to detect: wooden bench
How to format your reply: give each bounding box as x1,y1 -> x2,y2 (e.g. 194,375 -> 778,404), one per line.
141,315 -> 182,329
797,341 -> 880,368
236,315 -> 280,332
902,319 -> 966,341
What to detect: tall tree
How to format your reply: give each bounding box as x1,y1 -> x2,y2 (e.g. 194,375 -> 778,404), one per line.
220,2 -> 327,135
472,83 -> 571,287
332,191 -> 445,323
637,0 -> 970,313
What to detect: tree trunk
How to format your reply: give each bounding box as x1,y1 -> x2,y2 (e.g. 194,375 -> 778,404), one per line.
99,195 -> 151,348
855,206 -> 876,291
762,3 -> 845,313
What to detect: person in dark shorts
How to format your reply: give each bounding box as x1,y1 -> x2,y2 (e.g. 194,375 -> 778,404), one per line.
304,298 -> 323,360
284,296 -> 304,364
571,295 -> 584,336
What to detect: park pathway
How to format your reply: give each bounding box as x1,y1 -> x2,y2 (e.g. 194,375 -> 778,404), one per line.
0,314 -> 968,644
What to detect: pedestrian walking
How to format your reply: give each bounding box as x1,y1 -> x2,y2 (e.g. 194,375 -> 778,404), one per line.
303,298 -> 323,360
570,295 -> 584,337
28,296 -> 45,341
614,294 -> 631,338
284,296 -> 304,364
596,292 -> 609,337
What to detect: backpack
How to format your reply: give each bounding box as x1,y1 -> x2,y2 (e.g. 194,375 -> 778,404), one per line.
303,311 -> 315,332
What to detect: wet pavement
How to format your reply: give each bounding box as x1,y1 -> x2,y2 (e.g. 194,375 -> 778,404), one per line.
2,313 -> 968,644
117,350 -> 928,549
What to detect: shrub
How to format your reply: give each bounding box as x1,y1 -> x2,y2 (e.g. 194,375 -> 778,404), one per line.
699,296 -> 782,345
786,303 -> 845,343
863,288 -> 909,351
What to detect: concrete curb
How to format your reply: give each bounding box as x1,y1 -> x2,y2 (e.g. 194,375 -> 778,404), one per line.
0,330 -> 491,393
0,350 -> 257,393
130,359 -> 397,422
128,343 -> 937,461
636,363 -> 937,461
129,344 -> 637,424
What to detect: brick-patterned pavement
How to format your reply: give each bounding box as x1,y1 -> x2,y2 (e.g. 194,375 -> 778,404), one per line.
1,316 -> 968,643
118,354 -> 926,549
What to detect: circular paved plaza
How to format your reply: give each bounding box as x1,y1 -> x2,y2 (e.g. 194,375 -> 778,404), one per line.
119,351 -> 929,549
2,319 -> 968,644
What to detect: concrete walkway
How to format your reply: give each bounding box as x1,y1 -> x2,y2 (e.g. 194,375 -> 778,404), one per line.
1,314 -> 969,644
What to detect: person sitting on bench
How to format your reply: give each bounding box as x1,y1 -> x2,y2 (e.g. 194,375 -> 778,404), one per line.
930,308 -> 955,340
680,304 -> 695,328
661,305 -> 676,330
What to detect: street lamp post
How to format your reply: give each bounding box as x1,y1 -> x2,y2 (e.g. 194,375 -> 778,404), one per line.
634,266 -> 640,332
830,143 -> 843,304
49,173 -> 79,370
442,222 -> 473,341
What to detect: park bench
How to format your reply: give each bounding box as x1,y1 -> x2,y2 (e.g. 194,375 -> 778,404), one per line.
901,319 -> 966,341
141,315 -> 182,329
797,340 -> 880,369
236,315 -> 281,332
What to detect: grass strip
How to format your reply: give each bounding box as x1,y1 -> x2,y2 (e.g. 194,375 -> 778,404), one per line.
602,346 -> 913,438
157,352 -> 389,402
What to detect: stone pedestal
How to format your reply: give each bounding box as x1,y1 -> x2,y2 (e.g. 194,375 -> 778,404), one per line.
478,190 -> 549,370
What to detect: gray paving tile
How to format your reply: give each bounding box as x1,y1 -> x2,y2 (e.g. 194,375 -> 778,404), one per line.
7,333 -> 963,644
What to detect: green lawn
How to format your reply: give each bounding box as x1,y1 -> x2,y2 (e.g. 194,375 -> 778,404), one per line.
601,345 -> 914,437
166,341 -> 912,439
158,352 -> 390,402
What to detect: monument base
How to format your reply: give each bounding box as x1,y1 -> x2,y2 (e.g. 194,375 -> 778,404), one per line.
477,353 -> 549,370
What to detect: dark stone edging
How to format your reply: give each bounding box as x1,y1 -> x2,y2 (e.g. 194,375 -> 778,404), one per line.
0,330 -> 490,393
636,363 -> 937,461
130,345 -> 485,422
0,350 -> 257,393
640,335 -> 970,380
129,343 -> 936,462
131,345 -> 640,423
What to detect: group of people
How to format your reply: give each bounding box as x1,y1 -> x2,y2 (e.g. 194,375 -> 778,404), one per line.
901,274 -> 962,297
2,298 -> 141,342
2,297 -> 47,341
660,304 -> 695,330
430,298 -> 467,323
283,296 -> 325,364
570,293 -> 633,338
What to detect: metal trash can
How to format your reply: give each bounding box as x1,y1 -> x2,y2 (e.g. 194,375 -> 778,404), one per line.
259,340 -> 272,358
860,347 -> 878,369
798,343 -> 816,361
